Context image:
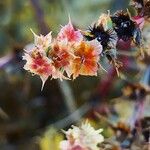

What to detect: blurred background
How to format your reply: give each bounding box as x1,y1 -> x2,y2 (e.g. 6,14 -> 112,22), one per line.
1,0 -> 150,150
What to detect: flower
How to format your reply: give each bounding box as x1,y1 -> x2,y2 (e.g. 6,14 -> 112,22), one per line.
31,29 -> 52,51
83,24 -> 118,51
82,13 -> 121,75
57,17 -> 83,43
71,40 -> 102,79
49,41 -> 74,77
130,0 -> 150,18
23,47 -> 55,90
111,10 -> 136,41
60,141 -> 86,150
82,12 -> 117,51
60,121 -> 104,150
111,10 -> 143,49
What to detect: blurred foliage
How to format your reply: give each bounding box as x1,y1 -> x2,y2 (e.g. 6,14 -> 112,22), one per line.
39,127 -> 63,150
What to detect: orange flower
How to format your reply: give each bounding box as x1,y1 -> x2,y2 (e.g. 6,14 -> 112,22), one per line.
23,47 -> 54,89
71,40 -> 102,79
57,17 -> 83,43
49,41 -> 75,78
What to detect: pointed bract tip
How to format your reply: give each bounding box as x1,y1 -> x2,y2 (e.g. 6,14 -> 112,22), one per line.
30,28 -> 37,36
68,13 -> 72,24
126,8 -> 132,19
107,10 -> 110,15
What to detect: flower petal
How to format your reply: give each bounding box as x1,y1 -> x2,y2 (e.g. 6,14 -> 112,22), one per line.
71,40 -> 102,79
57,17 -> 83,43
31,29 -> 52,50
23,48 -> 54,90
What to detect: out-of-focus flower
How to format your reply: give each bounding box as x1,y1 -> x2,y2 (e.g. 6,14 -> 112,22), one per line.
60,121 -> 104,150
31,29 -> 52,51
132,16 -> 145,29
122,83 -> 150,100
142,24 -> 150,55
57,17 -> 83,43
130,0 -> 144,8
60,141 -> 86,150
130,0 -> 150,19
130,0 -> 144,12
39,127 -> 64,150
23,47 -> 54,89
71,40 -> 102,79
135,117 -> 150,143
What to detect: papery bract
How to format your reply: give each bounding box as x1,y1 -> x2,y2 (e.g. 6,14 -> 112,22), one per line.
49,41 -> 75,78
60,140 -> 87,150
50,41 -> 73,69
23,47 -> 54,90
57,17 -> 83,43
31,29 -> 52,50
71,40 -> 102,79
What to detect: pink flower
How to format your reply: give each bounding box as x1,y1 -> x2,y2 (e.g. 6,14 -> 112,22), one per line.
57,17 -> 83,43
23,47 -> 54,90
60,122 -> 104,150
31,29 -> 52,50
60,140 -> 87,150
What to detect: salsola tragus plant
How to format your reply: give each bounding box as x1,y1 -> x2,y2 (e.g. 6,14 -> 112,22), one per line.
23,0 -> 149,90
22,0 -> 150,149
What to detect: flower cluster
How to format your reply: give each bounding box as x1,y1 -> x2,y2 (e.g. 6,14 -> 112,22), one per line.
23,18 -> 102,89
23,0 -> 149,89
59,122 -> 104,150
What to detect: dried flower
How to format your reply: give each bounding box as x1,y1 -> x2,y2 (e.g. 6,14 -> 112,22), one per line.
31,29 -> 52,51
111,11 -> 136,41
84,24 -> 117,51
23,47 -> 55,89
83,12 -> 118,51
60,121 -> 104,150
57,17 -> 83,43
49,40 -> 74,78
111,10 -> 143,51
82,13 -> 122,75
71,40 -> 102,79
